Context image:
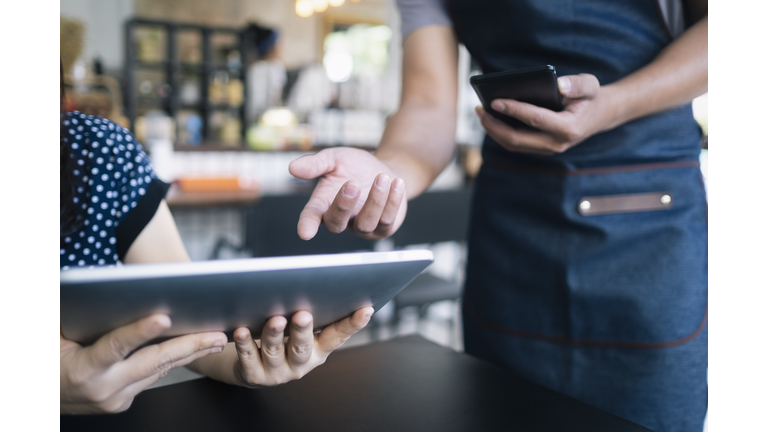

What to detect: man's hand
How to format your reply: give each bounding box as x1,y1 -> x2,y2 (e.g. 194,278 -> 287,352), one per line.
289,148 -> 407,240
476,74 -> 619,155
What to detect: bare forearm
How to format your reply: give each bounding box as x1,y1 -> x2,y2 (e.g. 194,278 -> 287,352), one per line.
603,17 -> 708,130
123,201 -> 190,264
376,102 -> 456,199
375,25 -> 459,199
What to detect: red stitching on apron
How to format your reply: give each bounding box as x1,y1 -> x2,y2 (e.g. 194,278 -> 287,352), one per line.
482,160 -> 700,176
465,295 -> 708,349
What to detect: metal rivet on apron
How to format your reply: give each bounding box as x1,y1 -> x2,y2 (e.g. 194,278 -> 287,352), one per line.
580,200 -> 592,211
660,194 -> 672,205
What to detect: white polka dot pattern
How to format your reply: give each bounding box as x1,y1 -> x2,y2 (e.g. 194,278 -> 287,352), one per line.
60,112 -> 158,270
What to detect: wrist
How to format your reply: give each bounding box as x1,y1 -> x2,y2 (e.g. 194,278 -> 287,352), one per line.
374,151 -> 407,179
596,84 -> 629,133
374,152 -> 416,198
375,151 -> 445,199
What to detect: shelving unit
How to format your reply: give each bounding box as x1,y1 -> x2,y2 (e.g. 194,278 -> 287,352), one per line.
123,18 -> 248,144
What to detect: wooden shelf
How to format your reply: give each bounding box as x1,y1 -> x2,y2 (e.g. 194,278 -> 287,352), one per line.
125,18 -> 248,145
173,143 -> 375,153
165,183 -> 260,208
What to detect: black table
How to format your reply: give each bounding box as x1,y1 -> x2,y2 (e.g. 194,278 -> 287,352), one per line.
61,335 -> 652,431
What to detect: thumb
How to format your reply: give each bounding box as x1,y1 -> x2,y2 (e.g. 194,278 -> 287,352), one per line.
558,74 -> 600,99
289,149 -> 336,180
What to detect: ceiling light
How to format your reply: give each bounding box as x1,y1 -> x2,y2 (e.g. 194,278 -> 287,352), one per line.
314,0 -> 329,12
296,0 -> 314,17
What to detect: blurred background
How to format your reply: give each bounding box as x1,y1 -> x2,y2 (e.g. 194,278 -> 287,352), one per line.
60,0 -> 708,356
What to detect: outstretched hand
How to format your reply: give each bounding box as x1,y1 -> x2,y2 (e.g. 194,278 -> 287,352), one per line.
476,74 -> 618,155
289,148 -> 407,240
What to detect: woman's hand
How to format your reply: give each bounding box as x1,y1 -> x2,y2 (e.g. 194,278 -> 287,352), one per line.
230,308 -> 373,387
60,315 -> 228,414
475,74 -> 620,155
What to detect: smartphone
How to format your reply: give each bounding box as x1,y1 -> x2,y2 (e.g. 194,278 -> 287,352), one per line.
470,65 -> 563,130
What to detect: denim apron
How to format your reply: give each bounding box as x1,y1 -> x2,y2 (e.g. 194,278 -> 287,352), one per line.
445,1 -> 708,431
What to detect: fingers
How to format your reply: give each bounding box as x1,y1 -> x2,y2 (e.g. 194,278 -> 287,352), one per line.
352,174 -> 390,235
297,205 -> 323,241
489,99 -> 566,133
115,365 -> 177,411
87,314 -> 172,369
292,150 -> 345,240
374,178 -> 406,238
297,188 -> 333,241
121,331 -> 228,383
557,74 -> 600,99
476,107 -> 560,154
233,327 -> 263,370
230,327 -> 265,387
483,74 -> 600,148
288,149 -> 335,180
316,307 -> 373,357
96,333 -> 227,414
304,174 -> 405,240
351,174 -> 405,237
259,316 -> 288,371
291,147 -> 406,240
322,180 -> 361,234
286,311 -> 315,368
116,339 -> 226,410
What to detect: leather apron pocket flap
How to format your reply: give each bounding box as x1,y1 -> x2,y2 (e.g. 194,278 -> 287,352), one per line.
578,192 -> 673,216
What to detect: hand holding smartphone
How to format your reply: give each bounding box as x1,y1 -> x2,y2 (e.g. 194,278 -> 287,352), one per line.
470,65 -> 563,130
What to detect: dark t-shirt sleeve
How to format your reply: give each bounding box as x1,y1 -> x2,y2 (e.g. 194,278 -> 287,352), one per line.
396,0 -> 453,38
115,177 -> 170,259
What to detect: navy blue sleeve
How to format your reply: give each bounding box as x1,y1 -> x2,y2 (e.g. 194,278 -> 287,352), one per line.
61,113 -> 170,268
107,123 -> 170,259
79,115 -> 169,260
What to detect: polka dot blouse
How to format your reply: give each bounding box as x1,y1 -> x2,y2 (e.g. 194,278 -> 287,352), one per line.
60,112 -> 169,270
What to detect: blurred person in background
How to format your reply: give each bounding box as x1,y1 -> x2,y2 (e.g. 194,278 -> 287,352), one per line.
288,0 -> 707,431
59,62 -> 372,414
244,22 -> 287,123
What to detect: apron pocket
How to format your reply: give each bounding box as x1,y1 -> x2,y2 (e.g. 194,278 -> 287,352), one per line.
577,191 -> 673,216
465,162 -> 708,346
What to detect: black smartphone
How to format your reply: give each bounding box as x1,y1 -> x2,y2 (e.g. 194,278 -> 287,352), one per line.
470,65 -> 563,130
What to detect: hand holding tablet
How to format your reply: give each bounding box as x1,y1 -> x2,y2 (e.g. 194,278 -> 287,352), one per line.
220,307 -> 373,388
60,250 -> 432,412
60,308 -> 373,413
60,314 -> 229,414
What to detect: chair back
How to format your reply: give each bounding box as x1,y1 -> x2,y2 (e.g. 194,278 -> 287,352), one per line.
245,193 -> 377,257
392,188 -> 474,248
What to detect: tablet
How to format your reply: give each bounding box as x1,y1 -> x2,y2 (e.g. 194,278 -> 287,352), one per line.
60,250 -> 433,345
